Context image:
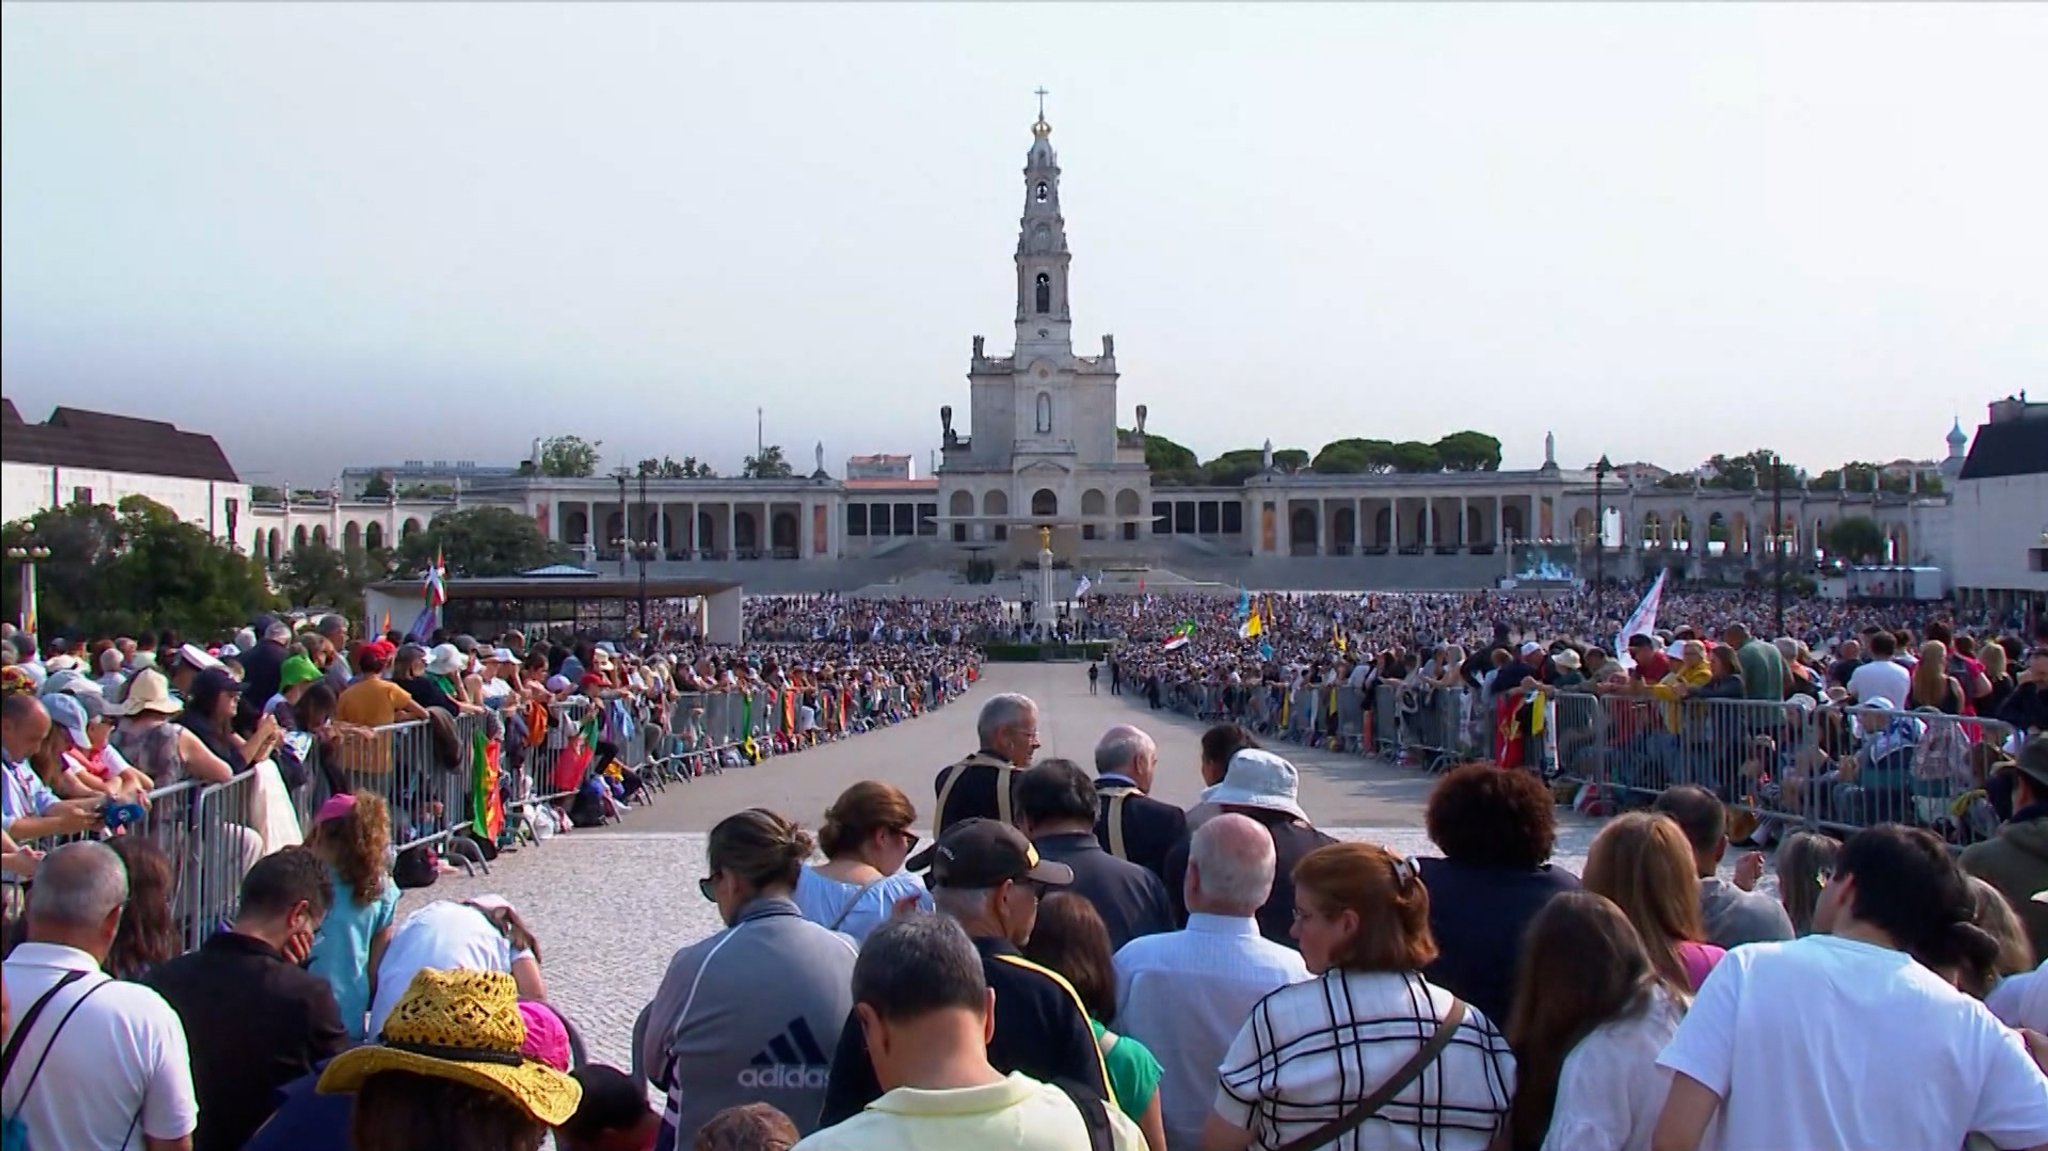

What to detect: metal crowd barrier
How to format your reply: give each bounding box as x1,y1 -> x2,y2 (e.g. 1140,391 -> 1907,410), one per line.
1546,692 -> 2016,844
1129,676 -> 2021,848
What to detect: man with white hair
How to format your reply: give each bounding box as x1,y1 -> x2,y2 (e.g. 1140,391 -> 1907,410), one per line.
1092,724 -> 1186,882
2,842 -> 199,1150
1112,814 -> 1310,1151
934,692 -> 1041,832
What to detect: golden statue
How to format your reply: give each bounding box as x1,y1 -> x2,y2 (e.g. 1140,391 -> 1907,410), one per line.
1038,525 -> 1053,552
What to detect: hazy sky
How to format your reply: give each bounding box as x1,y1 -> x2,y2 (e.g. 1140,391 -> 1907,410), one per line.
5,3 -> 2045,486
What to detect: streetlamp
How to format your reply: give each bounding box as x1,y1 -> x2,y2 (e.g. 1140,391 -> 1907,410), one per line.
613,537 -> 660,635
611,468 -> 632,578
1593,455 -> 1613,631
6,544 -> 51,638
1770,451 -> 1786,637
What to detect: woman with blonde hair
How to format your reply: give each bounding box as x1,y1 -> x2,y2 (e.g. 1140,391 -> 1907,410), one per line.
1582,813 -> 1724,992
307,792 -> 404,1040
1201,842 -> 1515,1151
793,780 -> 931,942
1909,640 -> 1966,714
1953,876 -> 2037,1000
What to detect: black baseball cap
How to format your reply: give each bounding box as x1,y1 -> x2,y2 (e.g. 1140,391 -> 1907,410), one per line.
908,819 -> 1075,889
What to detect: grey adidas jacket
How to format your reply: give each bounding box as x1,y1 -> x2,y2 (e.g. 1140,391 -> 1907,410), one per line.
637,896 -> 858,1146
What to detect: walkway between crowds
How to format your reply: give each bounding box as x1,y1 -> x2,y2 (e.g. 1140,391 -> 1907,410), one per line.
401,665 -> 1605,1069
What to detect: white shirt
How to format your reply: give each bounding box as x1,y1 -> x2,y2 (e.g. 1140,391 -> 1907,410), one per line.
2,942 -> 198,1149
1846,659 -> 1911,709
1114,913 -> 1312,1151
1987,962 -> 2048,1033
1658,934 -> 2048,1151
1543,985 -> 1685,1151
369,901 -> 529,1038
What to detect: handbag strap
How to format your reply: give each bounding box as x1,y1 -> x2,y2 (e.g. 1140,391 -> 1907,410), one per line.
827,874 -> 891,932
3,971 -> 111,1116
1268,997 -> 1468,1151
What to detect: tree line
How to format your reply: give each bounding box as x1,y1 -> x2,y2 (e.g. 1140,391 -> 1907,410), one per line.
512,435 -> 796,480
1139,430 -> 1505,487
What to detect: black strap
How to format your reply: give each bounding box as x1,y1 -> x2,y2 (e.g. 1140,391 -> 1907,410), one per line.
1056,1080 -> 1116,1151
3,971 -> 111,1118
1268,998 -> 1468,1151
0,970 -> 87,1082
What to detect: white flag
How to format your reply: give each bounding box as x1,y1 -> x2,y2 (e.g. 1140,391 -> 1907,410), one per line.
1615,570 -> 1668,668
1074,575 -> 1092,599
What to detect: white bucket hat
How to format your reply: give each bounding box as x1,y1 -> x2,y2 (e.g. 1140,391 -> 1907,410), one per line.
1199,749 -> 1309,823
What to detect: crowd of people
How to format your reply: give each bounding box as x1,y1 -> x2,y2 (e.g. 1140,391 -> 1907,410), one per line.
6,586 -> 2048,1150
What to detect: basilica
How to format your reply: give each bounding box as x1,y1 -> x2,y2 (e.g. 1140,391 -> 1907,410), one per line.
236,106 -> 1973,595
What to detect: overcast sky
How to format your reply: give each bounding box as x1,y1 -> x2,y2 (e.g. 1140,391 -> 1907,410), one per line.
5,3 -> 2045,486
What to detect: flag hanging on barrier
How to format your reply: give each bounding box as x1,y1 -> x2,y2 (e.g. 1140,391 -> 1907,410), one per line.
1615,570 -> 1668,668
471,729 -> 505,842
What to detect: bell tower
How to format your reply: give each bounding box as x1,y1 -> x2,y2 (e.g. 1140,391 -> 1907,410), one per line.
1014,88 -> 1072,356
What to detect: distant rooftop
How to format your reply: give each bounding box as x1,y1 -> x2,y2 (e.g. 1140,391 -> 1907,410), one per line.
1958,396 -> 2047,481
0,398 -> 240,484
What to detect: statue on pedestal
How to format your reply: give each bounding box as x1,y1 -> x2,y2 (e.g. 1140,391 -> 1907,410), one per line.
814,441 -> 825,474
1261,439 -> 1274,471
1544,431 -> 1556,468
1134,404 -> 1147,437
1038,525 -> 1053,552
940,405 -> 957,447
972,336 -> 985,359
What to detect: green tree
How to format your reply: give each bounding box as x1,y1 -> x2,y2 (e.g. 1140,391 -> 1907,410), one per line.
360,472 -> 394,499
1311,438 -> 1395,475
1137,432 -> 1202,486
276,540 -> 389,619
1703,450 -> 1802,492
1434,430 -> 1503,472
641,455 -> 717,479
4,498 -> 278,638
1201,448 -> 1266,486
1823,516 -> 1886,562
1387,441 -> 1442,473
1272,448 -> 1310,473
396,483 -> 452,499
741,444 -> 795,479
250,484 -> 284,504
538,435 -> 603,478
394,507 -> 568,578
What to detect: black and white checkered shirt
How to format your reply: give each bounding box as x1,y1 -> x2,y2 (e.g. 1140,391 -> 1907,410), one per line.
1215,969 -> 1514,1150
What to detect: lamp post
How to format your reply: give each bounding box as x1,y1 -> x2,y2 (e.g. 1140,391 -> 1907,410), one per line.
613,537 -> 659,635
1593,455 -> 1613,632
611,468 -> 631,578
1771,451 -> 1786,637
6,544 -> 51,638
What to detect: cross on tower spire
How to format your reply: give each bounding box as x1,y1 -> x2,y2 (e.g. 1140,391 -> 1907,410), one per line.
1034,86 -> 1049,120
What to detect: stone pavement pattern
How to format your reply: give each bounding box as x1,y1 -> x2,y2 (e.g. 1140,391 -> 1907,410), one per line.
404,664 -> 1601,1070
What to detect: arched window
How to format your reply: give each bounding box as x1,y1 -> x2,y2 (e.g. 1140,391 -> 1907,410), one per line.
1034,180 -> 1049,204
1034,272 -> 1051,314
1035,392 -> 1052,434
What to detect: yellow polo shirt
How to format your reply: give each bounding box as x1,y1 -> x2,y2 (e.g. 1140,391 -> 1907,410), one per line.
791,1072 -> 1145,1151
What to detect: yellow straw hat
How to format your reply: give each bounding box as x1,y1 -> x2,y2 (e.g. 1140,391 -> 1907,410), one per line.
317,969 -> 581,1126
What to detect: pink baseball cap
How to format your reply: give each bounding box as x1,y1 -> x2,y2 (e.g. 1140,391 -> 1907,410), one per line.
517,1001 -> 572,1072
315,794 -> 358,824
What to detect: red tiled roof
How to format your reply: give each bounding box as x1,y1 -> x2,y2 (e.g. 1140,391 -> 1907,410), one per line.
843,478 -> 938,492
0,399 -> 241,483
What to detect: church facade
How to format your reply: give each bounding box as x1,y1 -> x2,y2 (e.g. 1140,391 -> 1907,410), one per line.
933,108 -> 1153,556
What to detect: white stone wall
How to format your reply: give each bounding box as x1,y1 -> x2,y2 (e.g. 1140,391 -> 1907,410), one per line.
1,461 -> 254,552
1949,474 -> 2048,592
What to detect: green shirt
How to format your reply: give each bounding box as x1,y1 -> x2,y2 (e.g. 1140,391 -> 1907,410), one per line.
1737,639 -> 1786,702
1090,1019 -> 1163,1122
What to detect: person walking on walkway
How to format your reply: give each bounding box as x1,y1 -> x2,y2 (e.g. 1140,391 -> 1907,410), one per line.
1019,759 -> 1174,951
934,693 -> 1040,832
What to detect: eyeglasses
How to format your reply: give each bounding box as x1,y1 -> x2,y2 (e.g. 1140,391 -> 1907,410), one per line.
896,828 -> 921,853
698,872 -> 721,902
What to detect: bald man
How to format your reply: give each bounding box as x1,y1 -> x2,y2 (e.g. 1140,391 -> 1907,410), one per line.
1091,725 -> 1187,883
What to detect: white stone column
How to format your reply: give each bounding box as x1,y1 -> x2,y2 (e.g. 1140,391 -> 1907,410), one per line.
1316,499 -> 1328,556
727,503 -> 738,561
1457,496 -> 1468,549
1423,496 -> 1435,549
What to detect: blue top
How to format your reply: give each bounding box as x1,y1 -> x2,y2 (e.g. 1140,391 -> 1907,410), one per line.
792,866 -> 931,944
306,866 -> 400,1041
